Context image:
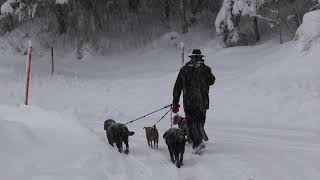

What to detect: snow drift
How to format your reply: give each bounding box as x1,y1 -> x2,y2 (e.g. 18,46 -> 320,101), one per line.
296,9 -> 320,51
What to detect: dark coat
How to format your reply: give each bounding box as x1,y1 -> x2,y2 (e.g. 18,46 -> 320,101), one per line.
173,57 -> 215,110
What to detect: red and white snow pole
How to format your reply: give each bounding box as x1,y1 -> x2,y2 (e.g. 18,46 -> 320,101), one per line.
51,47 -> 54,75
25,41 -> 32,105
181,42 -> 185,67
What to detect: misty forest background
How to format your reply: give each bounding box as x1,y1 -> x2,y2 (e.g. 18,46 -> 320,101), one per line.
0,0 -> 319,58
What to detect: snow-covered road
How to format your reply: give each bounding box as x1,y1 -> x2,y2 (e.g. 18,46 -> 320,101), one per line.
0,38 -> 319,180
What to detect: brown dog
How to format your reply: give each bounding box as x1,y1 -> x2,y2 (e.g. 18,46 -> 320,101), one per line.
173,115 -> 191,143
143,125 -> 159,149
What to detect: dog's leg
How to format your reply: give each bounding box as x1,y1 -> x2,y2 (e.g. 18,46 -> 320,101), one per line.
124,137 -> 130,154
175,153 -> 181,168
179,153 -> 184,166
156,139 -> 158,149
116,141 -> 123,153
168,146 -> 174,163
107,133 -> 114,147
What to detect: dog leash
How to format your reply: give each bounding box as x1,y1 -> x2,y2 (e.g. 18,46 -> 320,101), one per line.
125,104 -> 171,125
152,108 -> 172,126
170,110 -> 173,128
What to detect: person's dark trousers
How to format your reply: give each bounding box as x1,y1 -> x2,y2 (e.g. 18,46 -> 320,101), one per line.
199,110 -> 209,141
185,108 -> 206,149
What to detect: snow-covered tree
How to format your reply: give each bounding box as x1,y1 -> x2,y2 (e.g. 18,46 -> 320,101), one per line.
1,0 -> 317,52
56,0 -> 68,4
216,0 -> 319,46
0,0 -> 69,18
1,0 -> 16,15
215,0 -> 265,46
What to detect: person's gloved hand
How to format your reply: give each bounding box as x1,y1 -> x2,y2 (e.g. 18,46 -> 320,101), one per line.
171,102 -> 180,113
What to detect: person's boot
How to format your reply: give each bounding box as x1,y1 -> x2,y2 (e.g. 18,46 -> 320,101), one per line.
192,142 -> 206,155
192,135 -> 205,155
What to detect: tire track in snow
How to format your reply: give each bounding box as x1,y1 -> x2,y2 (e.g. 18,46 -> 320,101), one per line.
213,127 -> 320,151
73,111 -> 157,180
212,126 -> 320,180
74,110 -> 183,179
74,110 -> 259,180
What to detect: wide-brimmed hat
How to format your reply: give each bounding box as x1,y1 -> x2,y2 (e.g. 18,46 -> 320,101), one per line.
188,49 -> 204,58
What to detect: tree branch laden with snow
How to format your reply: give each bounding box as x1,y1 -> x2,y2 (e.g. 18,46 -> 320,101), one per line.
215,0 -> 265,46
0,0 -> 17,15
56,0 -> 68,5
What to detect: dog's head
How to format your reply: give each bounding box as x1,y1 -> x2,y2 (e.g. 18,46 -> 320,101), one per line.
163,128 -> 187,144
104,119 -> 116,130
143,125 -> 157,131
173,115 -> 184,125
163,131 -> 168,139
163,128 -> 182,138
143,127 -> 151,131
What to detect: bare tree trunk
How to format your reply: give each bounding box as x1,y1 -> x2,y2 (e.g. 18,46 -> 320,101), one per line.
7,14 -> 15,31
253,16 -> 260,42
129,0 -> 140,11
54,4 -> 69,34
277,0 -> 283,44
180,0 -> 188,33
91,0 -> 102,31
164,0 -> 170,20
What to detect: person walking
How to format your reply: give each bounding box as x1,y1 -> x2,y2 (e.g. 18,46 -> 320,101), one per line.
171,49 -> 215,154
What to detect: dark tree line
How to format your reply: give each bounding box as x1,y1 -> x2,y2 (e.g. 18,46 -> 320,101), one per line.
0,0 -> 319,52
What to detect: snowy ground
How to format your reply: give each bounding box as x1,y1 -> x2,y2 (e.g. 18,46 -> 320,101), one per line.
1,30 -> 320,180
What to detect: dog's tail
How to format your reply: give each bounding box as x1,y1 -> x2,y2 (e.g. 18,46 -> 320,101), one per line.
163,132 -> 167,139
129,131 -> 135,136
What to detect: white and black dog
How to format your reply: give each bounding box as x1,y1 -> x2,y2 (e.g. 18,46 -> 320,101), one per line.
104,119 -> 135,154
163,128 -> 186,168
173,115 -> 209,142
172,115 -> 191,143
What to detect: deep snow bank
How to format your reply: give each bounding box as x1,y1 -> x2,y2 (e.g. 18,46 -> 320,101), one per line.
295,9 -> 320,51
0,105 -> 105,180
296,10 -> 320,41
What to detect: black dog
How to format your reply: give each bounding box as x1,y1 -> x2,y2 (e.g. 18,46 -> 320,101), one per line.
163,128 -> 186,168
104,119 -> 135,154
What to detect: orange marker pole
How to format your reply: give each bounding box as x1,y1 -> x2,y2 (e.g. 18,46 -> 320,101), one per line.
25,41 -> 32,105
